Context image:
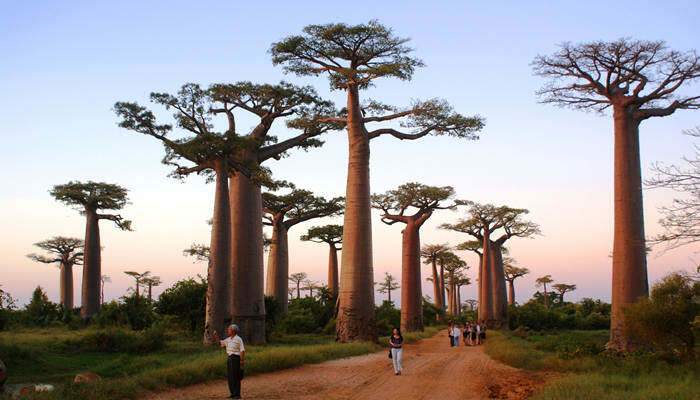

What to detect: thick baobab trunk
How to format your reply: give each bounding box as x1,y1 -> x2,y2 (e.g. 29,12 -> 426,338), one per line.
59,263 -> 73,309
400,222 -> 423,332
507,280 -> 515,306
439,264 -> 446,309
336,85 -> 377,342
328,244 -> 339,294
230,172 -> 266,345
457,285 -> 462,316
81,209 -> 101,319
478,233 -> 493,324
489,245 -> 508,328
204,166 -> 232,345
265,220 -> 289,313
608,110 -> 649,352
430,258 -> 442,308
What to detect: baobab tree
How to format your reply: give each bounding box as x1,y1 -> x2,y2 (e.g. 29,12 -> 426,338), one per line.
300,224 -> 343,294
124,270 -> 150,297
116,82 -> 338,344
442,202 -> 540,328
289,272 -> 307,299
441,252 -> 468,315
454,273 -> 471,317
536,275 -> 554,308
646,128 -> 699,250
263,188 -> 343,313
465,299 -> 478,311
302,279 -> 320,298
183,243 -> 211,263
100,275 -> 110,305
552,283 -> 577,303
50,181 -> 132,319
26,237 -> 84,309
420,243 -> 451,309
271,21 -> 484,342
533,39 -> 700,351
377,272 -> 400,304
372,183 -> 455,332
504,263 -> 530,306
142,276 -> 162,301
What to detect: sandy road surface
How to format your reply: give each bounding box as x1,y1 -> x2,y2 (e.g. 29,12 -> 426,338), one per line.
147,331 -> 545,400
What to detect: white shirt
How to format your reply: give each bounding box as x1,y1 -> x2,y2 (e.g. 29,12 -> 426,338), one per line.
221,334 -> 245,356
453,327 -> 461,337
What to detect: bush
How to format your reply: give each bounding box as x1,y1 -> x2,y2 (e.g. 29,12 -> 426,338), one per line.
23,286 -> 62,326
92,294 -> 155,330
154,276 -> 206,333
274,289 -> 336,335
624,272 -> 699,358
59,325 -> 166,353
375,300 -> 400,336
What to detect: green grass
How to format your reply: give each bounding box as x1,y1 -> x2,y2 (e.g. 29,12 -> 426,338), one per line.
484,330 -> 700,400
1,326 -> 441,400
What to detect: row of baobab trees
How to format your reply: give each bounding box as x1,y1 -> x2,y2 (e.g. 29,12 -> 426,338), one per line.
30,21 -> 700,353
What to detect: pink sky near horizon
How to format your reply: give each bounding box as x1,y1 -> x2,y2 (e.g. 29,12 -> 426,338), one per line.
1,1 -> 699,308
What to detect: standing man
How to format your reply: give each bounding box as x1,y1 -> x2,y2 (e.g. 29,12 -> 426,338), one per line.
213,324 -> 245,399
452,324 -> 461,347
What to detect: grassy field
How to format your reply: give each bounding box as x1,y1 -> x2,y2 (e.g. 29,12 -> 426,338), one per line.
485,330 -> 699,400
0,326 -> 440,399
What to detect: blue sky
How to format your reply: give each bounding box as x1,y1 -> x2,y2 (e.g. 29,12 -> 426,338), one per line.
1,1 -> 698,306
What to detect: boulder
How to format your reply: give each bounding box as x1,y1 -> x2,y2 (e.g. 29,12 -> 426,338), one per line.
73,372 -> 101,383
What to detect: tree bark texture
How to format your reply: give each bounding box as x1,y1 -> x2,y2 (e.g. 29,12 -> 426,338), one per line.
507,280 -> 515,306
328,245 -> 339,294
230,172 -> 266,345
608,107 -> 649,352
266,220 -> 289,313
439,264 -> 446,310
430,258 -> 442,308
478,231 -> 493,324
336,85 -> 377,342
81,209 -> 101,319
204,164 -> 232,345
488,245 -> 508,328
400,222 -> 423,332
60,263 -> 73,310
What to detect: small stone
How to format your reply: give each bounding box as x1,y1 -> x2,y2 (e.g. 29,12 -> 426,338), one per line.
74,372 -> 102,383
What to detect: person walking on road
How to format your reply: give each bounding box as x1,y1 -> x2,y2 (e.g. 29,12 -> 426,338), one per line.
452,324 -> 461,347
389,328 -> 404,375
213,324 -> 245,399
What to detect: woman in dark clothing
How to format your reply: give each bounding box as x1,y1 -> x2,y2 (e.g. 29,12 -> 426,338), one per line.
389,328 -> 404,375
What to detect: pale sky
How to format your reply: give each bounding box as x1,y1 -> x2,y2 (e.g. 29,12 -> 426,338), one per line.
1,1 -> 698,307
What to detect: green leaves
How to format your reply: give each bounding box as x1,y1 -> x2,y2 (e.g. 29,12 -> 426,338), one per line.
404,99 -> 484,139
271,20 -> 424,89
372,182 -> 455,217
441,201 -> 541,241
263,187 -> 344,227
51,181 -> 129,211
300,224 -> 343,245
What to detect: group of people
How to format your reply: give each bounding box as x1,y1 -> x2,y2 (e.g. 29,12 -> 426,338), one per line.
448,320 -> 486,347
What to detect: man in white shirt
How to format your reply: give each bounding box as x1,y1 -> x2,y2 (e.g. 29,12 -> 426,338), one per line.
214,324 -> 245,399
452,325 -> 461,347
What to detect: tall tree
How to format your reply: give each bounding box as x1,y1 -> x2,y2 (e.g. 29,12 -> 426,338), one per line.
100,275 -> 111,305
440,252 -> 468,315
442,202 -> 539,328
271,21 -> 484,342
50,181 -> 132,319
552,283 -> 577,303
302,279 -> 320,298
504,263 -> 530,306
300,225 -> 343,294
372,183 -> 455,331
377,272 -> 400,303
454,272 -> 471,316
535,275 -> 554,308
289,272 -> 307,299
116,82 -> 337,345
124,270 -> 150,297
646,128 -> 699,250
142,276 -> 162,301
26,237 -> 84,309
263,188 -> 343,313
420,243 -> 451,309
533,39 -> 700,351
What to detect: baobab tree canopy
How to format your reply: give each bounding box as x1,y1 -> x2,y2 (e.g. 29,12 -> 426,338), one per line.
533,39 -> 700,116
300,225 -> 343,246
372,183 -> 455,225
421,243 -> 451,309
50,182 -> 132,230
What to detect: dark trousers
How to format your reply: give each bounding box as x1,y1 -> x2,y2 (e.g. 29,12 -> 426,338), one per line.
227,354 -> 241,397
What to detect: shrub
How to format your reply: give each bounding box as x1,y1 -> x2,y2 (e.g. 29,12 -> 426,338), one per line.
154,277 -> 206,332
24,286 -> 62,326
624,271 -> 699,358
60,325 -> 166,353
92,294 -> 155,330
375,300 -> 400,336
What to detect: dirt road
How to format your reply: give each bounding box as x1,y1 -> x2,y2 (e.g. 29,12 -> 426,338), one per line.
148,331 -> 545,400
